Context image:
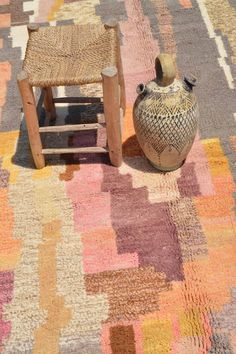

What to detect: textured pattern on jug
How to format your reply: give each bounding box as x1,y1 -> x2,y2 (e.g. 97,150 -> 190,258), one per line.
133,79 -> 198,170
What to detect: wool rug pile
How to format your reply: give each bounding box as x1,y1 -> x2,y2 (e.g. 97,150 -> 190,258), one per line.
0,0 -> 236,353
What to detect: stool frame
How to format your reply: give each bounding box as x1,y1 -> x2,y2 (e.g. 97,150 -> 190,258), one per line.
17,20 -> 126,169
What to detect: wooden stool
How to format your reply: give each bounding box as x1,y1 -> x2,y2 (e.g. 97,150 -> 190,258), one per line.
17,21 -> 126,168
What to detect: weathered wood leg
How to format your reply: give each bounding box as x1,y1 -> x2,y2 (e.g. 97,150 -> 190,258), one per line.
104,19 -> 126,115
102,66 -> 122,167
43,87 -> 57,120
17,71 -> 45,169
117,53 -> 126,115
27,23 -> 39,35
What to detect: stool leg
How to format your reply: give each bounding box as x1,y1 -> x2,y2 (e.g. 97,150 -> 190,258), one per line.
43,87 -> 57,120
104,20 -> 126,115
102,66 -> 122,167
116,36 -> 126,115
117,52 -> 126,116
17,71 -> 45,169
27,23 -> 40,36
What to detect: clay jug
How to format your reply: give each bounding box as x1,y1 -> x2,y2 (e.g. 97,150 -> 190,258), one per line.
133,53 -> 199,171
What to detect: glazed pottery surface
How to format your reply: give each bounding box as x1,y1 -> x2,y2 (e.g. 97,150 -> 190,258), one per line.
133,53 -> 199,171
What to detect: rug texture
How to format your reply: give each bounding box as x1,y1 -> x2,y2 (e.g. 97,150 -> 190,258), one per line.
1,0 -> 236,353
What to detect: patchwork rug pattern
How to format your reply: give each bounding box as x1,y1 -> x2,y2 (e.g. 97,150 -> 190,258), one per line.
1,0 -> 236,353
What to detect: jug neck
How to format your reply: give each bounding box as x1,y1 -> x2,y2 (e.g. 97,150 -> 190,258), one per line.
155,54 -> 176,87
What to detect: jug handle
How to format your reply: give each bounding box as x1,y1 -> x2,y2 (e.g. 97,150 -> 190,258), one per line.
155,53 -> 176,87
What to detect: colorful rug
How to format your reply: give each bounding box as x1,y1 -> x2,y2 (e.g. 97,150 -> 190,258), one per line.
1,0 -> 236,353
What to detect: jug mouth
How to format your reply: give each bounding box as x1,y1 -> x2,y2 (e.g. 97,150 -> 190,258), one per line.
136,83 -> 146,95
184,75 -> 197,91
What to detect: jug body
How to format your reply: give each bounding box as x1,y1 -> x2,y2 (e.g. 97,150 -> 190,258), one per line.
133,54 -> 199,171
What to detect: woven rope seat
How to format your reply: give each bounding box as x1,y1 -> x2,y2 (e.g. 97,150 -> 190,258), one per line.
23,23 -> 118,87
